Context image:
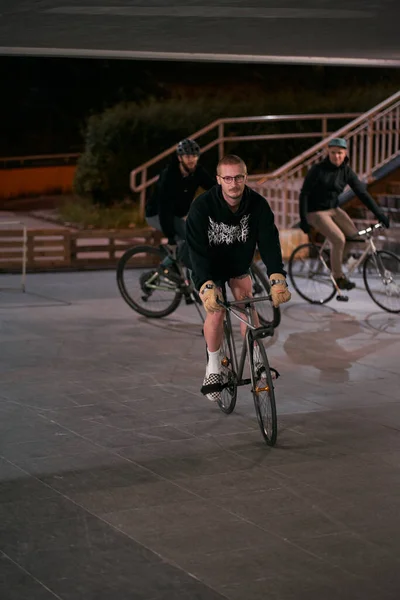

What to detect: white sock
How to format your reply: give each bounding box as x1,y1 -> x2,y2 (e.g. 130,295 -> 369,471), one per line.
206,348 -> 221,375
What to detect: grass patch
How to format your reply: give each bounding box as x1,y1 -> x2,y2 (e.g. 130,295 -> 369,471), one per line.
58,197 -> 146,229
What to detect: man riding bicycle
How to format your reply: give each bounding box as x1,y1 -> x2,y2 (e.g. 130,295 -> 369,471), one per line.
299,137 -> 390,290
145,138 -> 216,247
186,154 -> 291,402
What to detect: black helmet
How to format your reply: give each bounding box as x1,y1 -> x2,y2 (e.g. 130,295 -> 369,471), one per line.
176,138 -> 201,157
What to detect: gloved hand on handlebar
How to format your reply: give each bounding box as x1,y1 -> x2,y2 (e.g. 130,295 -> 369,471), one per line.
379,214 -> 390,229
199,280 -> 224,313
269,274 -> 292,308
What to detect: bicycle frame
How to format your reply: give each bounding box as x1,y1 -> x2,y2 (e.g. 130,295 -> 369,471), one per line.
223,296 -> 274,388
317,223 -> 383,296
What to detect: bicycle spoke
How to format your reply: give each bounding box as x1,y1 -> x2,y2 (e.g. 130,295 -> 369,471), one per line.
250,341 -> 277,446
288,243 -> 335,304
117,246 -> 183,318
217,320 -> 238,414
363,250 -> 400,313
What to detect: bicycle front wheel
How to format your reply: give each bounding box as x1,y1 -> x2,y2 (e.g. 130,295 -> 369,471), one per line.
116,246 -> 182,318
288,243 -> 335,304
250,262 -> 281,328
217,321 -> 238,414
363,250 -> 400,313
249,340 -> 277,446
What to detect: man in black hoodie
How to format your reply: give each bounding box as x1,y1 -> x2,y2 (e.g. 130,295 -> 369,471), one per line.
145,138 -> 216,245
299,137 -> 389,290
186,154 -> 290,402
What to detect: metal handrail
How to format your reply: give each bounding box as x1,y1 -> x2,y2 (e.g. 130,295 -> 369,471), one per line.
257,90 -> 400,182
130,112 -> 360,215
0,153 -> 80,168
251,91 -> 400,230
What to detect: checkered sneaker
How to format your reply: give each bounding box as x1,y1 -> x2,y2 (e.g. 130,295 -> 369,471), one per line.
201,372 -> 222,402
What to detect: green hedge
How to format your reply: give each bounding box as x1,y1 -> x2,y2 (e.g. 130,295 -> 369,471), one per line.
74,84 -> 400,205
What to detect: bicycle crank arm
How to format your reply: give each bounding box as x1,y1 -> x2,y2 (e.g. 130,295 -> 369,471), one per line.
201,380 -> 236,395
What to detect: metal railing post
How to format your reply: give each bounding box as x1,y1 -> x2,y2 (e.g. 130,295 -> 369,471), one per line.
322,117 -> 328,139
366,117 -> 374,179
218,122 -> 224,160
139,168 -> 147,220
282,178 -> 288,229
22,225 -> 27,292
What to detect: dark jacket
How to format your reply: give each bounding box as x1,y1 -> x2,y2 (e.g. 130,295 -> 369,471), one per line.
299,156 -> 386,225
145,158 -> 215,240
186,185 -> 285,290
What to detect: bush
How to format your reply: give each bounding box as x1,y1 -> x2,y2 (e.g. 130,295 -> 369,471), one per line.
59,196 -> 146,229
74,83 -> 400,205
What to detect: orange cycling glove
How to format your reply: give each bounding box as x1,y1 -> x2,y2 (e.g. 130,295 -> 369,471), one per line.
269,274 -> 291,307
200,280 -> 224,313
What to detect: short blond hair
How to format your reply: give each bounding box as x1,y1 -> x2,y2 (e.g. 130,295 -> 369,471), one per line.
217,154 -> 247,175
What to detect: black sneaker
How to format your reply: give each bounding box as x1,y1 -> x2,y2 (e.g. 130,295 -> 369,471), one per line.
335,276 -> 356,290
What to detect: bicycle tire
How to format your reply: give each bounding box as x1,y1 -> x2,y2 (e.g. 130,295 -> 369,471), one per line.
249,340 -> 277,446
117,245 -> 182,318
288,243 -> 336,304
250,262 -> 281,328
363,250 -> 400,314
217,320 -> 238,414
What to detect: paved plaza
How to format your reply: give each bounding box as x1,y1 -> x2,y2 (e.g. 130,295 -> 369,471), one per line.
1,269 -> 400,599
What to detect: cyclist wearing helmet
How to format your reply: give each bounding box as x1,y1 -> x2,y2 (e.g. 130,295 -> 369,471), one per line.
145,138 -> 216,244
299,137 -> 390,290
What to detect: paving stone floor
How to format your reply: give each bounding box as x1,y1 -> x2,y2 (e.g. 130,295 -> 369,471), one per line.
1,269 -> 400,599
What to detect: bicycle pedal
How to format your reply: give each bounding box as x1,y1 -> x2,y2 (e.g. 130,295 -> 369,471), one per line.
336,295 -> 349,302
184,295 -> 195,305
254,385 -> 270,394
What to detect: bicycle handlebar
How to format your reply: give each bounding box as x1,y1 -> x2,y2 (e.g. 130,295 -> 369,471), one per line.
357,222 -> 383,236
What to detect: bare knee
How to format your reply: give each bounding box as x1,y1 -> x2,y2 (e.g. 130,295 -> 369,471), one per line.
230,275 -> 252,301
330,231 -> 346,250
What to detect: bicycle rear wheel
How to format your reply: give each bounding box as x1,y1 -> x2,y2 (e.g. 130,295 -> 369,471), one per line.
363,250 -> 400,313
249,340 -> 277,446
116,245 -> 182,318
217,320 -> 238,414
250,262 -> 281,328
288,243 -> 335,304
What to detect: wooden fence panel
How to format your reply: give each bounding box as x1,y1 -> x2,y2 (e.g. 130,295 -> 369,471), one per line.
27,230 -> 71,268
1,226 -> 303,271
69,229 -> 163,268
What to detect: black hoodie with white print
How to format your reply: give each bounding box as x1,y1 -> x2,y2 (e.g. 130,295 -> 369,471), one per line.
186,184 -> 285,290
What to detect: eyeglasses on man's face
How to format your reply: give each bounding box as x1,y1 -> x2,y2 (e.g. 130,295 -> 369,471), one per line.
218,174 -> 246,183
